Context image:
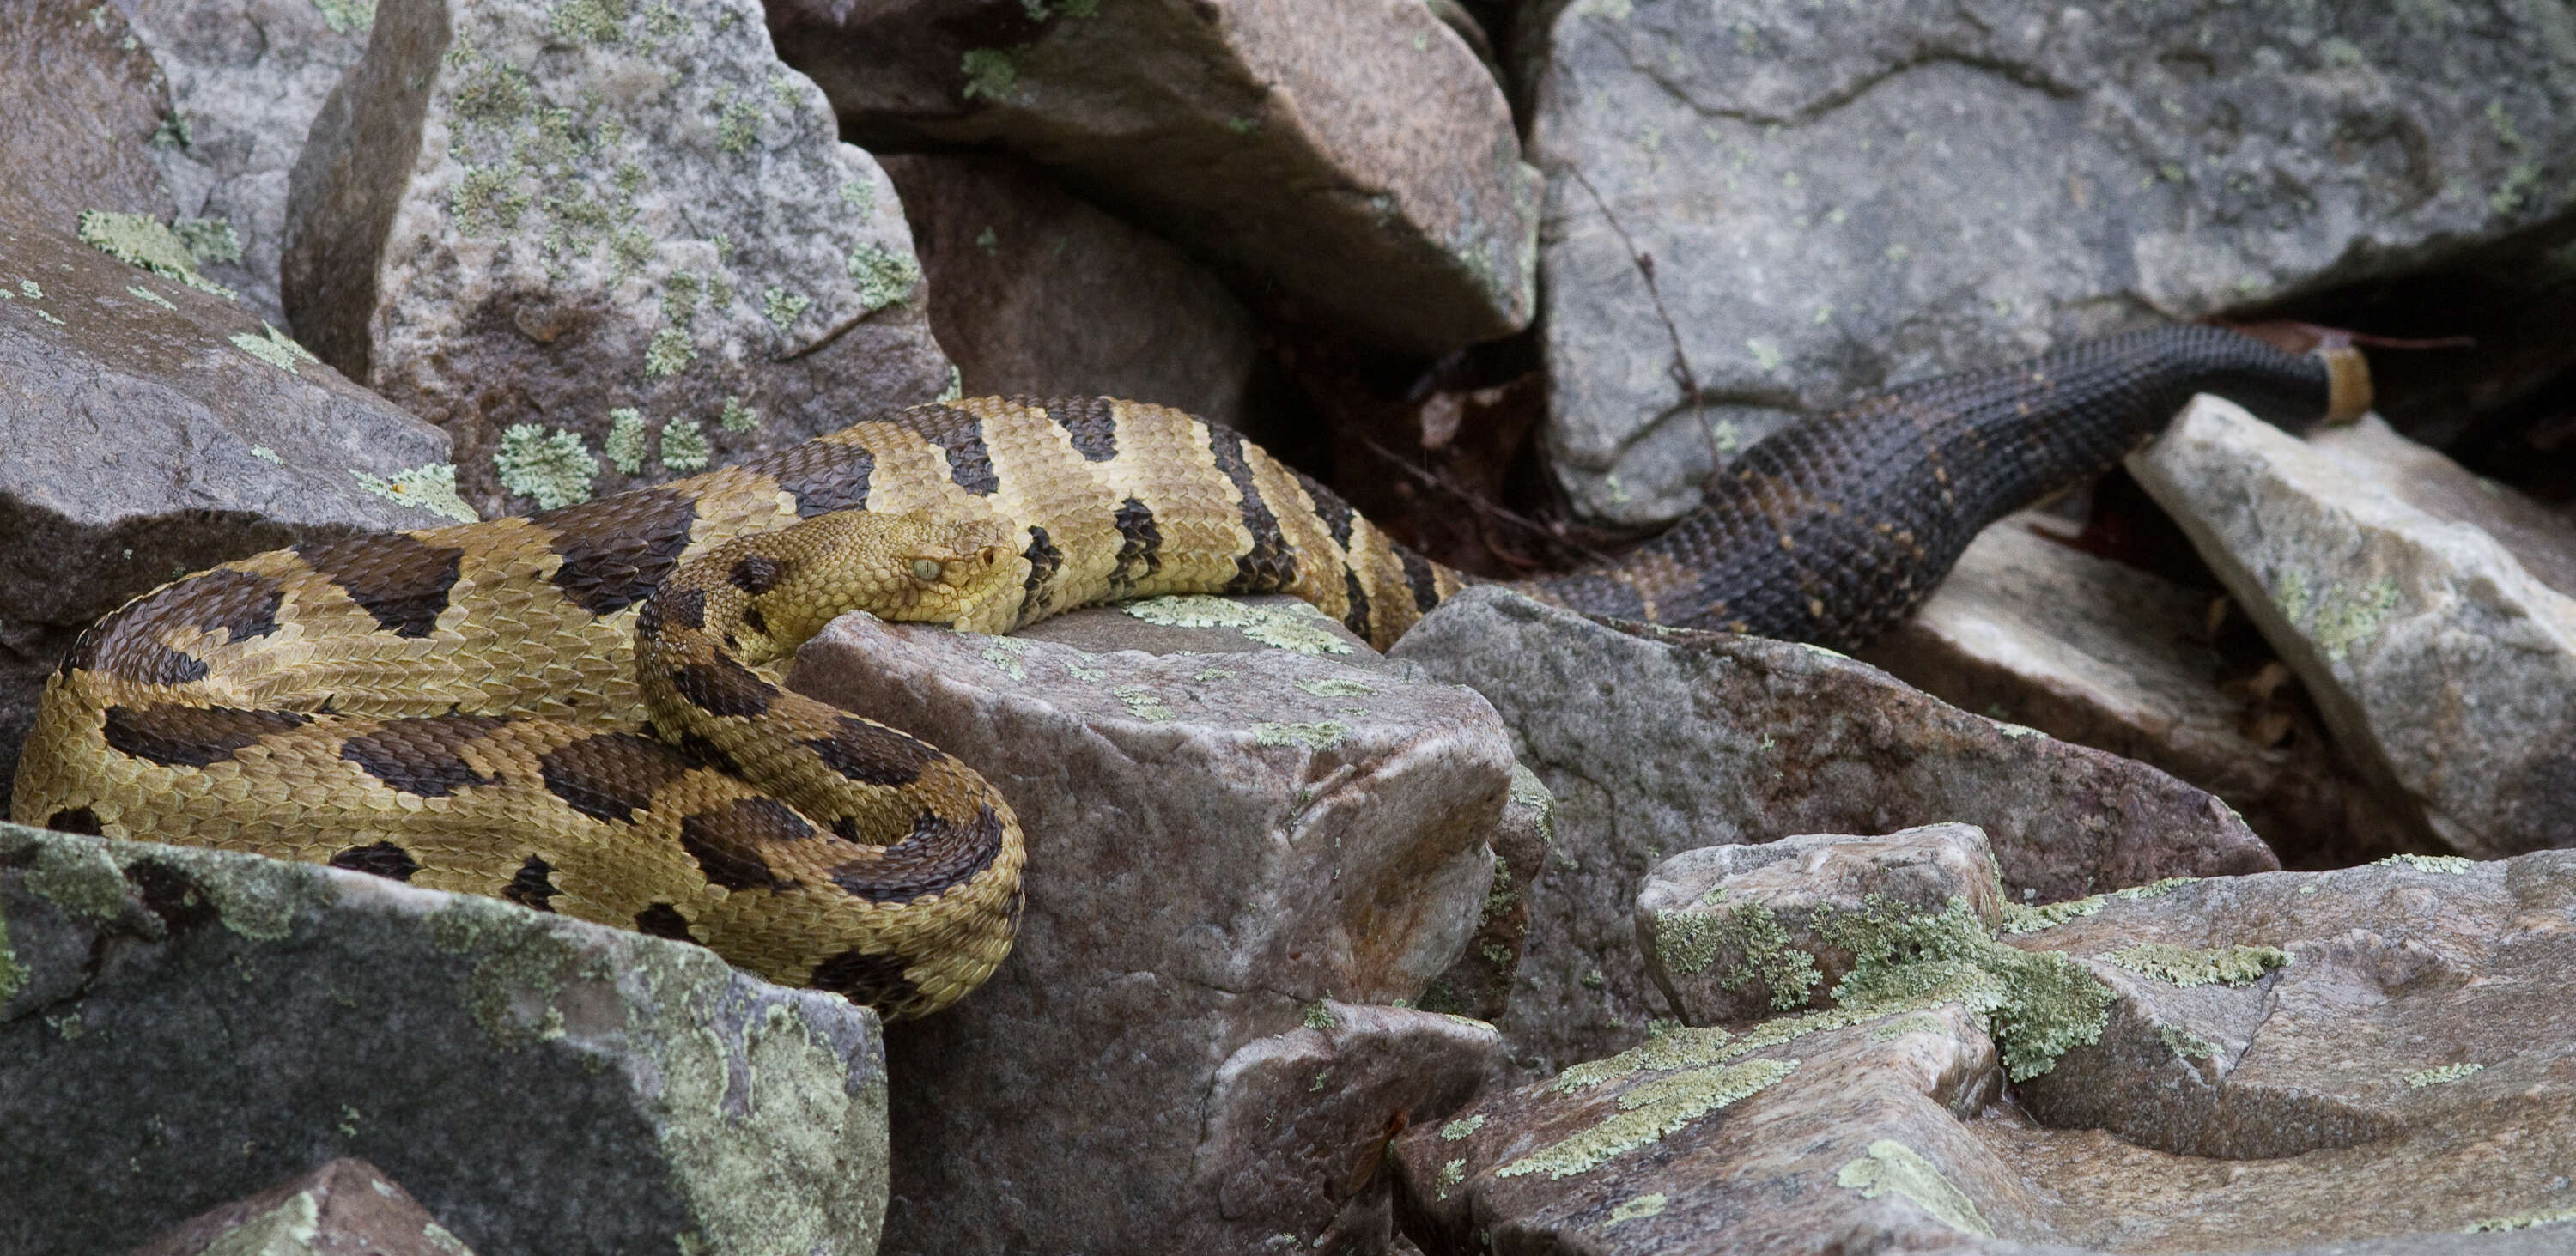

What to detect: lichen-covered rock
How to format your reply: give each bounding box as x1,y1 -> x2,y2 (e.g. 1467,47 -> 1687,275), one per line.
769,0 -> 1541,355
285,0 -> 954,515
2131,397 -> 2576,857
1387,586 -> 2274,1074
116,0 -> 380,325
1395,845 -> 2576,1254
878,152 -> 1293,442
785,602 -> 1515,1254
0,210 -> 457,817
0,0 -> 175,231
1419,762 -> 1557,1031
0,822 -> 889,1256
125,1159 -> 476,1256
1637,824 -> 2004,1027
1523,0 -> 2576,526
1856,512 -> 2415,863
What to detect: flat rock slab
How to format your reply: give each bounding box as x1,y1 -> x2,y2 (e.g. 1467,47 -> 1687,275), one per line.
118,0 -> 380,325
126,1158 -> 476,1256
0,822 -> 889,1256
787,603 -> 1515,1254
288,0 -> 953,514
1397,830 -> 2576,1253
0,209 -> 456,816
1525,0 -> 2576,525
2131,398 -> 2576,857
1387,586 -> 2273,1074
769,0 -> 1540,354
0,0 -> 174,230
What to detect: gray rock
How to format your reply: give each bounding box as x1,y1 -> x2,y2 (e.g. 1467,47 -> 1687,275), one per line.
1419,762 -> 1557,1028
1637,823 -> 2004,1027
125,1159 -> 477,1256
1523,0 -> 2576,525
0,210 -> 457,818
878,153 -> 1293,443
1856,513 -> 2415,863
784,603 -> 1515,1254
769,0 -> 1541,355
1394,835 -> 2576,1253
1387,586 -> 2275,1074
286,0 -> 954,515
113,0 -> 379,326
0,0 -> 175,231
0,822 -> 889,1256
2130,398 -> 2576,857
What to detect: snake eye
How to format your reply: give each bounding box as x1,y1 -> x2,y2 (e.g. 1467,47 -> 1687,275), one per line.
911,558 -> 945,582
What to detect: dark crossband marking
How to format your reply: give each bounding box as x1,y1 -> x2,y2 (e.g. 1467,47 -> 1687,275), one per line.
1341,568 -> 1373,640
673,729 -> 744,778
635,586 -> 706,641
933,416 -> 1002,495
1019,525 -> 1063,622
669,656 -> 776,719
1111,497 -> 1162,587
503,855 -> 560,911
1207,428 -> 1296,594
830,804 -> 1005,904
1399,549 -> 1443,614
538,487 -> 696,615
759,438 -> 874,518
634,902 -> 696,941
809,948 -> 918,1010
62,568 -> 286,683
803,715 -> 937,786
329,841 -> 421,882
539,731 -> 699,824
729,555 -> 783,595
340,714 -> 508,797
677,798 -> 806,891
1298,472 -> 1359,552
45,807 -> 102,835
1048,397 -> 1120,463
295,534 -> 464,639
101,704 -> 310,768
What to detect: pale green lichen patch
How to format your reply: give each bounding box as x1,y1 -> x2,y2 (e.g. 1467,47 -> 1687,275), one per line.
1117,595 -> 1353,655
762,286 -> 811,330
173,217 -> 242,266
312,0 -> 375,34
1554,1024 -> 1736,1094
960,48 -> 1017,101
1836,1139 -> 1992,1236
124,284 -> 174,310
2273,570 -> 2402,664
643,326 -> 696,377
0,911 -> 22,1008
1440,1114 -> 1485,1140
846,242 -> 921,312
1605,1192 -> 1668,1226
1819,897 -> 2113,1082
495,424 -> 597,508
720,395 -> 762,433
77,210 -> 236,298
425,899 -> 582,1048
231,322 -> 321,374
1495,1058 -> 1796,1180
1294,677 -> 1376,698
1655,897 -> 1822,1011
2467,1204 -> 2576,1234
1302,1000 -> 1339,1030
979,634 -> 1030,680
2104,943 -> 2288,988
2379,853 -> 2475,875
605,407 -> 649,473
2000,877 -> 2196,935
2408,1062 -> 2484,1087
1253,721 -> 1349,749
1110,683 -> 1175,722
26,840 -> 129,921
659,418 -> 709,471
2160,1024 -> 2220,1060
355,464 -> 479,522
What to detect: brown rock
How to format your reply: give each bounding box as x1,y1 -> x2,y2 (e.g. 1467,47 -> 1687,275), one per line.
1386,587 -> 2276,1076
125,1159 -> 475,1256
769,0 -> 1541,354
879,152 -> 1297,442
0,0 -> 175,231
785,600 -> 1515,1254
0,209 -> 456,816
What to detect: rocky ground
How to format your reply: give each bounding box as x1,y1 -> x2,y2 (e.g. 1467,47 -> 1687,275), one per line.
4,0 -> 2575,1253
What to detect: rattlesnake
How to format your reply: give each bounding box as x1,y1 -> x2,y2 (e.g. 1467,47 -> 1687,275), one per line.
9,325 -> 2367,1017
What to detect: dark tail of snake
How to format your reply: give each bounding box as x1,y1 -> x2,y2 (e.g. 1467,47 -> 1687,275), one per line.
1514,324 -> 2371,651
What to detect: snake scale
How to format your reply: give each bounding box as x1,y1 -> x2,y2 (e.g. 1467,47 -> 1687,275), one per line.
9,325 -> 2368,1017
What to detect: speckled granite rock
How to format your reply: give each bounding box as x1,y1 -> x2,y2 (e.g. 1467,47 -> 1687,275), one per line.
1387,586 -> 2274,1075
1856,513 -> 2413,863
878,153 -> 1291,442
286,0 -> 954,515
786,600 -> 1514,1254
0,210 -> 456,818
1524,0 -> 2576,526
125,1159 -> 476,1256
1394,832 -> 2576,1254
0,822 -> 889,1256
114,0 -> 380,325
769,0 -> 1540,354
2131,397 -> 2576,857
0,0 -> 175,231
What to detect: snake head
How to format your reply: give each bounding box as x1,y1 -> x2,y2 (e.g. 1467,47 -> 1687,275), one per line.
866,513 -> 1024,634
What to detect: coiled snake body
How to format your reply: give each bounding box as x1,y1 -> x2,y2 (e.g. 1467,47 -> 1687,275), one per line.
9,326 -> 2367,1016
